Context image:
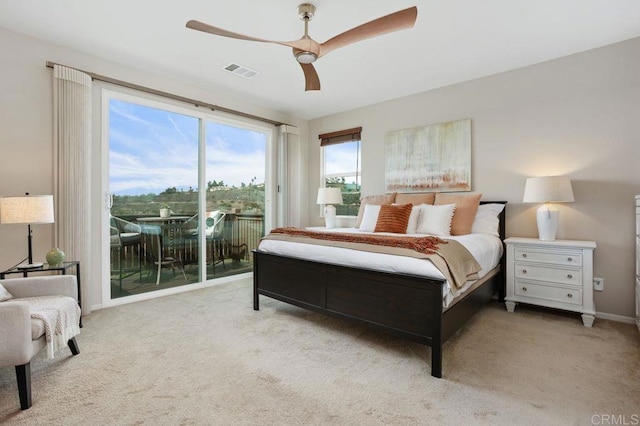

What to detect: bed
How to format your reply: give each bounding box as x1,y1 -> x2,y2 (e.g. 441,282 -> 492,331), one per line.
253,200 -> 507,378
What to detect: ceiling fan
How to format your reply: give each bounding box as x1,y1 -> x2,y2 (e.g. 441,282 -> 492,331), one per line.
186,4 -> 418,91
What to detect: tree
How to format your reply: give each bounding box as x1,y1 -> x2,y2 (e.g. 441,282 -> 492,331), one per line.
160,187 -> 177,195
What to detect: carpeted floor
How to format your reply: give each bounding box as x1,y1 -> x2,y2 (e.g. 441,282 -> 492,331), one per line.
1,278 -> 639,425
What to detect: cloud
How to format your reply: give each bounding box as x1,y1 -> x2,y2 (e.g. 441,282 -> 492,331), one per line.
109,101 -> 267,195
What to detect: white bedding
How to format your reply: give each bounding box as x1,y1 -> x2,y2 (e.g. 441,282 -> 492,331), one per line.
257,227 -> 503,308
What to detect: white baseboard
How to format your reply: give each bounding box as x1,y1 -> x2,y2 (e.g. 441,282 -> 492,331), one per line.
596,311 -> 636,324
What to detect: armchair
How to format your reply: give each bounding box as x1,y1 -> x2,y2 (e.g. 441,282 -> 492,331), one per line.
0,275 -> 81,410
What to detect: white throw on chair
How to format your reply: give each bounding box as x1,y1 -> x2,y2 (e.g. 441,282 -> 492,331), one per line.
0,275 -> 81,410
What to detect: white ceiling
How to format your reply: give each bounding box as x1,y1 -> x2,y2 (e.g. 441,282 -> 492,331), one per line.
1,0 -> 639,120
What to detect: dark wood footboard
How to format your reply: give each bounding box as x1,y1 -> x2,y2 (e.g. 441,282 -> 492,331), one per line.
253,251 -> 501,377
253,201 -> 506,378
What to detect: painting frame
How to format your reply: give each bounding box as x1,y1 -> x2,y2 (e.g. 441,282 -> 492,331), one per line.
384,118 -> 471,193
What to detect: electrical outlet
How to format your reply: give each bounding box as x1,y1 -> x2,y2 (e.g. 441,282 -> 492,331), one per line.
593,277 -> 604,291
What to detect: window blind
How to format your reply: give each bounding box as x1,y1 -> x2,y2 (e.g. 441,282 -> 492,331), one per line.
319,127 -> 362,146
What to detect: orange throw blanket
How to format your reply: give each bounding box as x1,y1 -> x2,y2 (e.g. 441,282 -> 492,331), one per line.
270,227 -> 446,255
263,228 -> 481,289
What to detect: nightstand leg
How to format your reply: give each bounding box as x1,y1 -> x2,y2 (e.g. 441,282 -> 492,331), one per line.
505,301 -> 516,313
581,314 -> 595,327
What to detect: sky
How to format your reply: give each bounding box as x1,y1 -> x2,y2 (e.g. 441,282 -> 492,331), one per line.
109,99 -> 267,195
324,141 -> 360,185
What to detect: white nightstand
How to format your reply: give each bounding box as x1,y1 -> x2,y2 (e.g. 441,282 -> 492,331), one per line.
504,237 -> 597,327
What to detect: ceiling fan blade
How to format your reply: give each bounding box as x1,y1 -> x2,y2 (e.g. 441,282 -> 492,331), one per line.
299,63 -> 320,91
186,20 -> 311,51
319,6 -> 417,58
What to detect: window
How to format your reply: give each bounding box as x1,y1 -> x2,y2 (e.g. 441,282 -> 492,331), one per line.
320,127 -> 362,216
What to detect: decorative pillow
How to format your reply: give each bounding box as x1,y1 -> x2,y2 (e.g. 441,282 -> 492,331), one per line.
416,204 -> 456,236
374,204 -> 413,234
359,204 -> 382,232
405,204 -> 422,234
355,193 -> 396,228
395,193 -> 435,206
434,193 -> 482,236
471,203 -> 505,237
0,283 -> 13,302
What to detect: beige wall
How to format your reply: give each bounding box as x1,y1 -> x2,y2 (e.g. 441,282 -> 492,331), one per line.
307,37 -> 640,319
0,27 -> 307,309
1,25 -> 638,318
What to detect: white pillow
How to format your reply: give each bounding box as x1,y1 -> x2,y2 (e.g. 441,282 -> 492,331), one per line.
416,204 -> 456,236
359,204 -> 381,232
0,283 -> 13,302
405,204 -> 422,234
471,203 -> 505,237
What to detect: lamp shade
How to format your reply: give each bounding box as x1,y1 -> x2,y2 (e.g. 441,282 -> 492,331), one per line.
316,187 -> 343,205
523,176 -> 574,203
0,195 -> 55,224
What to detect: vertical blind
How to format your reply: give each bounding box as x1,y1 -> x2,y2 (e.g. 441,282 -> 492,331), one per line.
53,64 -> 92,315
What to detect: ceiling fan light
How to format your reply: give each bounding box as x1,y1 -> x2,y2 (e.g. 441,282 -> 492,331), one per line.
295,51 -> 317,64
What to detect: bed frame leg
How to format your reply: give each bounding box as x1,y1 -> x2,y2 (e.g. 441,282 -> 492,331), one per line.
253,281 -> 259,310
253,252 -> 260,310
431,345 -> 442,378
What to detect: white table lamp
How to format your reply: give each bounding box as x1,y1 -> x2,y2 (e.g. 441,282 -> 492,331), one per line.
0,194 -> 55,268
523,176 -> 574,241
317,188 -> 343,229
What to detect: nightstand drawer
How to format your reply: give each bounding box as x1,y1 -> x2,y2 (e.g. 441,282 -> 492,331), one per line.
514,247 -> 582,267
514,262 -> 582,285
515,280 -> 582,306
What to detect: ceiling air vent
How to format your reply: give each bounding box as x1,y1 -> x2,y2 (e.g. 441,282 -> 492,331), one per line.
223,63 -> 259,80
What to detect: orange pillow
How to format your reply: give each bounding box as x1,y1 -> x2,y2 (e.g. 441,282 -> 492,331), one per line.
355,193 -> 396,228
395,193 -> 435,205
434,193 -> 482,235
374,204 -> 413,233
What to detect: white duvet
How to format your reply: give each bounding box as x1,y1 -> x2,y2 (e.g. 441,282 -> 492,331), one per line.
257,227 -> 503,308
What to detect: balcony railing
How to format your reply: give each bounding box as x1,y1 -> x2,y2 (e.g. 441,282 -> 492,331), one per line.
111,213 -> 264,272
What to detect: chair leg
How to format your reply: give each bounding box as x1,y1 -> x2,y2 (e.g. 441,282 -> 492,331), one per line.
138,243 -> 142,283
220,240 -> 226,270
15,363 -> 31,410
119,246 -> 124,291
68,337 -> 80,355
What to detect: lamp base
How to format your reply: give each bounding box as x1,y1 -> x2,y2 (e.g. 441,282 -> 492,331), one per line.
324,204 -> 337,229
17,262 -> 43,269
536,203 -> 559,241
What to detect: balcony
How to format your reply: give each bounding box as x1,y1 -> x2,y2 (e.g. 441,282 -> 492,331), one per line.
110,213 -> 264,299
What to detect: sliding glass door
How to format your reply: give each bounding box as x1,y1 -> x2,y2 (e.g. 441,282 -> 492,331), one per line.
204,120 -> 267,280
104,90 -> 272,300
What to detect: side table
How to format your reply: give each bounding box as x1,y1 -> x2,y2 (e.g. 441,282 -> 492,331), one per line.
504,237 -> 596,327
0,261 -> 83,327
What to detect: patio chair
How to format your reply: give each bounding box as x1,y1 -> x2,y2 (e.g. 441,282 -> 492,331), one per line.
183,211 -> 227,273
140,224 -> 187,285
110,216 -> 142,290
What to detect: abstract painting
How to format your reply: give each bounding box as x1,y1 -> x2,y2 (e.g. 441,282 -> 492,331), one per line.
385,118 -> 471,193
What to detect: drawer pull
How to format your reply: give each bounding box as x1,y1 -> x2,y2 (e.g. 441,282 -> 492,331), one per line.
567,293 -> 573,298
522,253 -> 527,258
522,269 -> 527,274
567,274 -> 573,279
522,287 -> 527,292
567,257 -> 573,262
